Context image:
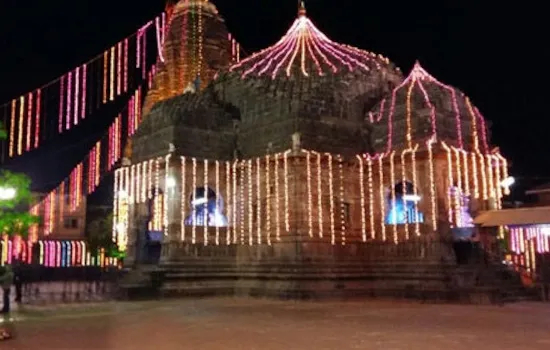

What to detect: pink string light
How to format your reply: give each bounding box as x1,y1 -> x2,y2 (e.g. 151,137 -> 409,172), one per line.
59,76 -> 65,133
81,64 -> 87,120
74,67 -> 80,125
66,71 -> 72,130
117,41 -> 122,96
230,7 -> 390,79
26,92 -> 33,151
34,89 -> 41,149
376,62 -> 486,153
155,16 -> 165,63
124,38 -> 129,93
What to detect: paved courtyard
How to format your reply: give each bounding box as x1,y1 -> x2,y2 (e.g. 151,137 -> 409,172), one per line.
2,298 -> 550,349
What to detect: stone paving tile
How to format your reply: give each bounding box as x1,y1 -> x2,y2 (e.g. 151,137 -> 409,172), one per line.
2,299 -> 550,349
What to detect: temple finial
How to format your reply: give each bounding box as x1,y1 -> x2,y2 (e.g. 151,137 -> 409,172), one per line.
298,1 -> 306,17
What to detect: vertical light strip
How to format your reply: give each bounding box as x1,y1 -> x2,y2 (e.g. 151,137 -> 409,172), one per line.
338,155 -> 346,245
357,155 -> 366,242
192,157 -> 197,244
316,152 -> 323,239
248,159 -> 253,245
284,150 -> 291,233
240,161 -> 245,245
181,157 -> 186,242
256,157 -> 262,245
204,159 -> 208,245
215,160 -> 220,245
367,156 -> 375,240
411,146 -> 420,237
389,151 -> 397,243
327,154 -> 335,245
400,150 -> 409,240
225,161 -> 231,245
265,155 -> 272,245
378,155 -> 386,241
232,160 -> 237,244
307,151 -> 313,238
275,154 -> 281,242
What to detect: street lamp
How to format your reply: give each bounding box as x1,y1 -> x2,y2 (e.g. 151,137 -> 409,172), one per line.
0,186 -> 16,200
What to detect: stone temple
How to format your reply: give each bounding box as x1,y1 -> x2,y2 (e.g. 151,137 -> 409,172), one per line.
115,1 -> 520,301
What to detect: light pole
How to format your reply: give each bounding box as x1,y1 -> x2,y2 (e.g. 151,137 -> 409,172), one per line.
0,186 -> 16,201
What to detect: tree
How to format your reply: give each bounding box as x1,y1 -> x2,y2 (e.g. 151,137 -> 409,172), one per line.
86,212 -> 124,260
0,122 -> 39,240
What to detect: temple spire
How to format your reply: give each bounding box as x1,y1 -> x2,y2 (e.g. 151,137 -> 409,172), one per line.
298,1 -> 306,17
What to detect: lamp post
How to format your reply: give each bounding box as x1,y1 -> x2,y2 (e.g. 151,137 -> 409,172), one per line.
0,187 -> 16,201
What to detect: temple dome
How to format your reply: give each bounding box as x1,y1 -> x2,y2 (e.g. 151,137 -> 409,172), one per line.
369,62 -> 491,153
142,0 -> 237,114
229,4 -> 398,80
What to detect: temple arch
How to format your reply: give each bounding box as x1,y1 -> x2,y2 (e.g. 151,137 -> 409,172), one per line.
386,181 -> 425,225
184,186 -> 228,227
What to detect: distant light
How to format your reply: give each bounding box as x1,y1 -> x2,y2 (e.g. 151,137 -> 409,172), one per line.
118,190 -> 128,199
0,187 -> 16,200
403,194 -> 421,202
116,223 -> 126,233
192,197 -> 208,206
166,176 -> 177,189
500,176 -> 515,188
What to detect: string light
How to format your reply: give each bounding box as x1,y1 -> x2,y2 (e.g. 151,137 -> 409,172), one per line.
110,46 -> 115,101
247,159 -> 253,245
315,151 -> 323,239
357,155 -> 366,241
389,151 -> 397,243
203,159 -> 208,245
81,64 -> 87,119
9,99 -> 15,157
103,51 -> 108,104
327,153 -> 335,245
232,160 -> 238,244
59,76 -> 65,133
427,138 -> 437,231
338,155 -> 345,245
378,155 -> 386,241
34,89 -> 41,149
486,154 -> 495,199
74,67 -> 80,125
226,161 -> 231,245
274,154 -> 281,242
256,157 -> 261,245
216,160 -> 221,245
230,5 -> 390,79
367,156 -> 375,240
124,38 -> 129,93
66,71 -> 72,131
165,154 -> 172,237
25,92 -> 33,152
240,161 -> 245,245
410,145 -> 420,236
155,16 -> 165,63
442,143 -> 454,226
17,95 -> 24,155
181,157 -> 187,242
284,150 -> 291,233
117,42 -> 122,96
400,149 -> 409,240
192,157 -> 197,244
265,155 -> 271,245
307,151 -> 314,238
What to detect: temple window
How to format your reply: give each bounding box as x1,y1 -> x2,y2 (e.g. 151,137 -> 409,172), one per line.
386,181 -> 425,225
184,187 -> 228,227
449,186 -> 474,228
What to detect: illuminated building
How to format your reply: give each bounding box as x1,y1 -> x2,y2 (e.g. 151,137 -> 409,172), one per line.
117,1 -> 514,300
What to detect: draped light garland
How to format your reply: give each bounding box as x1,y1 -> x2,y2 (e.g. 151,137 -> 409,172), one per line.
0,239 -> 117,267
0,14 -> 162,160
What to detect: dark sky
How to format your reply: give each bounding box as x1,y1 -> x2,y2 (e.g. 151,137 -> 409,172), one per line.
0,0 -> 548,196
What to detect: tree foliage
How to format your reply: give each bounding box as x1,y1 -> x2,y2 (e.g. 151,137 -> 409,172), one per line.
86,212 -> 124,259
0,123 -> 39,239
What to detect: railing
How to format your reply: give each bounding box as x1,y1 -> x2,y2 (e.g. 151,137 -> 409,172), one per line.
17,266 -> 121,305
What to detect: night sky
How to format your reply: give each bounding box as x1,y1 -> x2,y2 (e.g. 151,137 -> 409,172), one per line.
0,0 -> 548,199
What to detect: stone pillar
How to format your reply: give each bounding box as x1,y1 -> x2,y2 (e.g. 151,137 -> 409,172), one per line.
161,154 -> 183,263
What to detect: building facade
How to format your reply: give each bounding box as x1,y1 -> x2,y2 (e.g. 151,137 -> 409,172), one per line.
115,1 -> 513,299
